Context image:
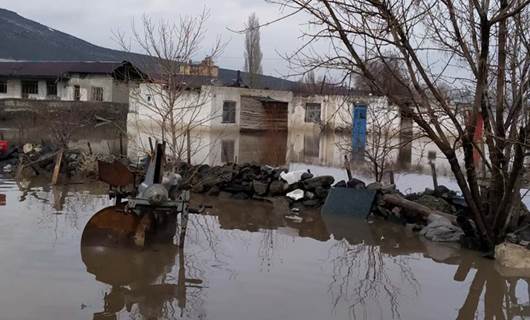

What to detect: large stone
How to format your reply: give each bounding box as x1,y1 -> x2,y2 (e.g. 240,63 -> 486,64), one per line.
252,180 -> 269,196
197,164 -> 210,177
415,194 -> 455,214
302,176 -> 335,190
269,180 -> 288,196
366,182 -> 383,191
239,167 -> 257,181
314,186 -> 329,199
495,242 -> 530,270
301,172 -> 314,181
272,168 -> 288,180
304,191 -> 316,200
261,165 -> 274,176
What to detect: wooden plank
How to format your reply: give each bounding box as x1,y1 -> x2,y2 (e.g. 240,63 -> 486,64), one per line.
240,97 -> 288,131
51,148 -> 64,185
383,194 -> 457,223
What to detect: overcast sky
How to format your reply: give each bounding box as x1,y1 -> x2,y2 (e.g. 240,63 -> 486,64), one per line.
3,0 -> 309,78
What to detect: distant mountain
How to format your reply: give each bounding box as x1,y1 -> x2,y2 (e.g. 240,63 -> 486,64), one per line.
0,8 -> 130,61
0,8 -> 298,90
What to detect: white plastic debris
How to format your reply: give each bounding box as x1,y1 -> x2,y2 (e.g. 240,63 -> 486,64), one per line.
23,143 -> 34,154
3,164 -> 13,173
286,189 -> 304,201
280,170 -> 306,185
285,215 -> 303,223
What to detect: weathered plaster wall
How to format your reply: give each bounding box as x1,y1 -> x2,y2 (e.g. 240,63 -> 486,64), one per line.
0,79 -> 66,100
129,84 -> 393,132
66,74 -> 114,102
0,76 -> 133,103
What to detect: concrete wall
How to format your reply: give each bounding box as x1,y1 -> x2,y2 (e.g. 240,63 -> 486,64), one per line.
112,81 -> 133,104
0,79 -> 65,100
129,83 -> 401,132
66,74 -> 114,102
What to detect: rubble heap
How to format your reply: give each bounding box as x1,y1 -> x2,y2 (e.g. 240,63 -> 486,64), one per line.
0,142 -> 115,178
177,163 -> 334,207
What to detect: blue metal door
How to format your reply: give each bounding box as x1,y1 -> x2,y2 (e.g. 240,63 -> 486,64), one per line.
352,104 -> 367,154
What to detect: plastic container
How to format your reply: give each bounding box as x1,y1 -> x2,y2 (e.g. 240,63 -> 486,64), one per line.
0,140 -> 8,154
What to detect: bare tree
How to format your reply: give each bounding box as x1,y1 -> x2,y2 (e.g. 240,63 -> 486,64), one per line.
244,13 -> 263,88
270,0 -> 530,248
116,10 -> 224,163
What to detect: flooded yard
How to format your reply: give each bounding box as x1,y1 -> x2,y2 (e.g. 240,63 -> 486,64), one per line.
2,124 -> 530,320
1,173 -> 530,320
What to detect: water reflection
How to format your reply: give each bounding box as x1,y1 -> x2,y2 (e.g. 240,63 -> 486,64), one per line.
81,210 -> 206,319
164,129 -> 456,178
194,195 -> 530,319
2,177 -> 530,319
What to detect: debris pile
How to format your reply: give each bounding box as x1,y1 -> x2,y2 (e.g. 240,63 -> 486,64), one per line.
178,163 -> 334,208
0,142 -> 115,178
179,162 -> 490,247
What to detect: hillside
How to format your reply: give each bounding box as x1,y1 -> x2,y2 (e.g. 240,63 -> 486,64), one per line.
0,8 -> 297,90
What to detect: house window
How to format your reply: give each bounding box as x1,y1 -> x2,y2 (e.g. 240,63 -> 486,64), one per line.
0,80 -> 6,94
46,81 -> 57,97
91,87 -> 104,101
74,85 -> 80,101
304,103 -> 321,123
222,101 -> 236,123
21,80 -> 39,98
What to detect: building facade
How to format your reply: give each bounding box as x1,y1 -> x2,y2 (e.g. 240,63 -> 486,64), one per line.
0,61 -> 143,103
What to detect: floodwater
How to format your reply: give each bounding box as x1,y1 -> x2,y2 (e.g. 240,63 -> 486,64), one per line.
2,127 -> 530,319
1,173 -> 530,320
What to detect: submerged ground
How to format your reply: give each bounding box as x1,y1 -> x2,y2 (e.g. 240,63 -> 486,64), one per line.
1,128 -> 530,319
1,173 -> 529,320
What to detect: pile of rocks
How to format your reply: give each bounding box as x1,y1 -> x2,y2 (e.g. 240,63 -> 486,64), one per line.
178,163 -> 338,208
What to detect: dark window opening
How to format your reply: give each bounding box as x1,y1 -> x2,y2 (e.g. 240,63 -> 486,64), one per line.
21,81 -> 39,98
74,85 -> 81,101
304,103 -> 321,123
0,80 -> 6,94
91,87 -> 104,101
46,81 -> 57,97
222,101 -> 236,123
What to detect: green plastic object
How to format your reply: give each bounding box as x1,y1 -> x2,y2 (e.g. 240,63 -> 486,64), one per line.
321,188 -> 376,218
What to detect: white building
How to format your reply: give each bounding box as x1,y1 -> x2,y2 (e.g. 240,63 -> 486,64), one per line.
0,61 -> 143,103
127,64 -> 391,159
128,72 -> 388,132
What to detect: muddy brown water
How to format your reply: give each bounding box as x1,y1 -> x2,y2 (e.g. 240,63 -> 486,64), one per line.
1,175 -> 530,320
